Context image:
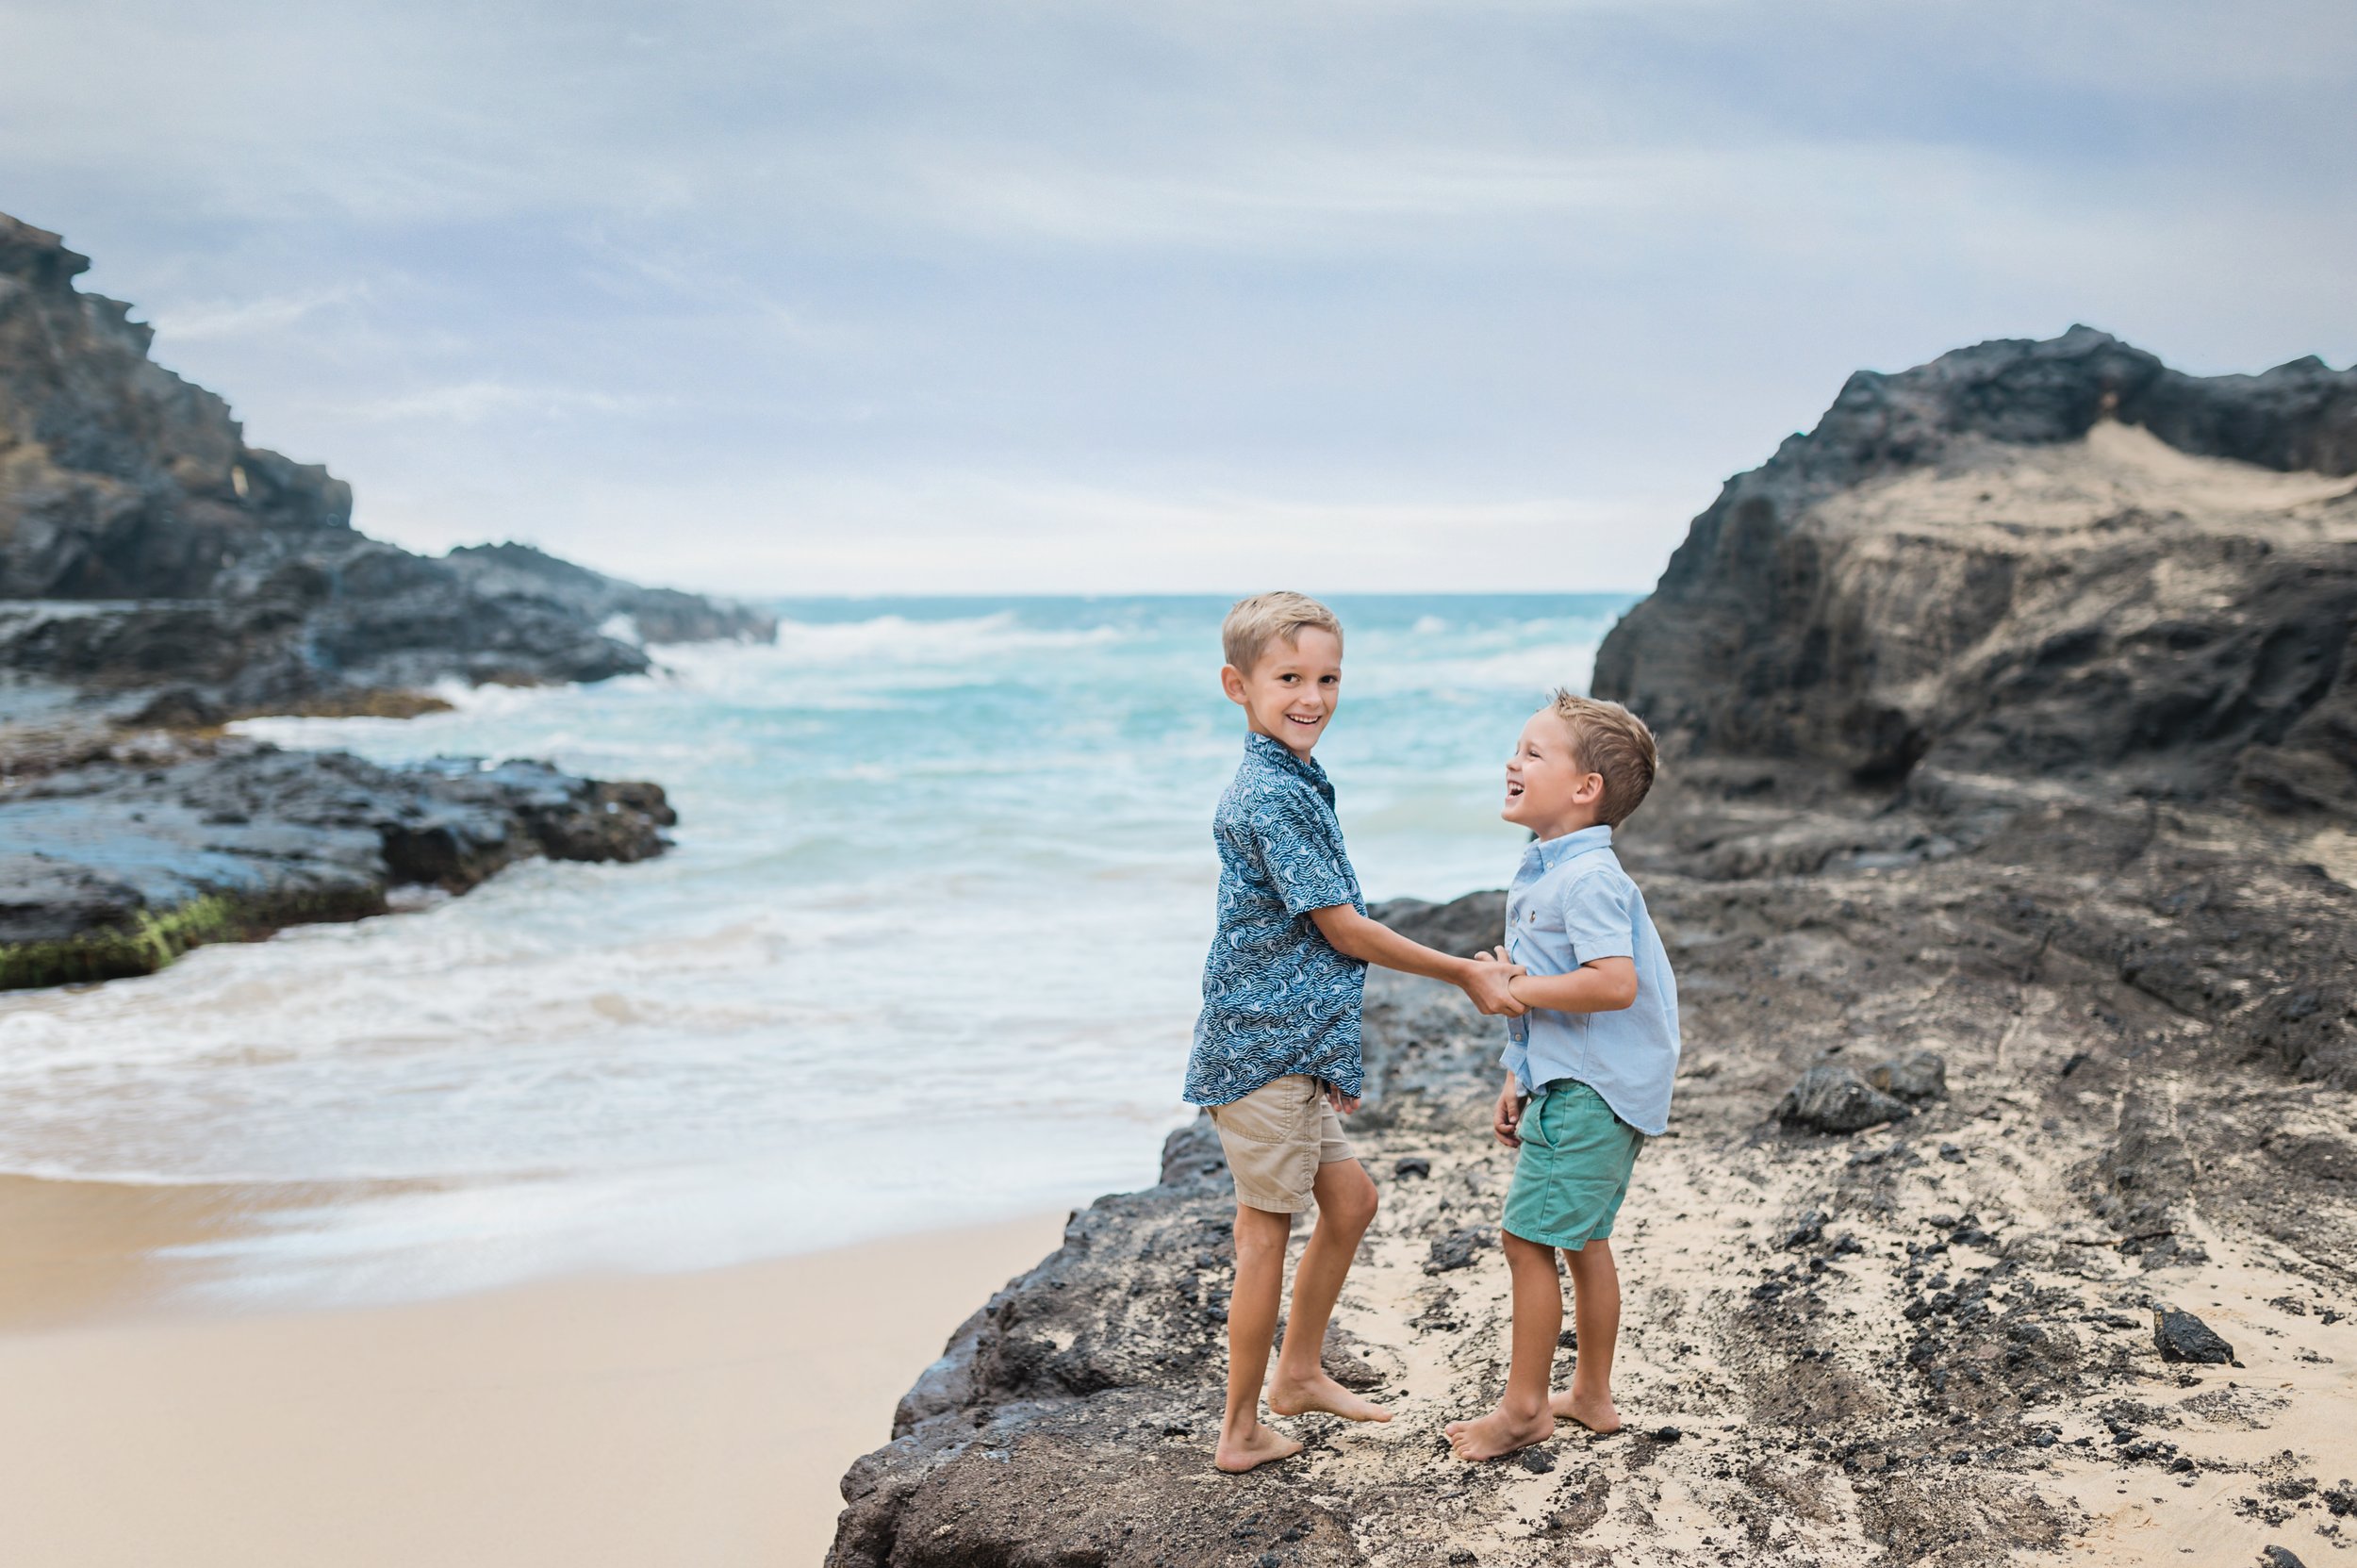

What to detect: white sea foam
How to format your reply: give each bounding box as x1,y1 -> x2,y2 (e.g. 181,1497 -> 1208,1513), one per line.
6,593 -> 1636,1307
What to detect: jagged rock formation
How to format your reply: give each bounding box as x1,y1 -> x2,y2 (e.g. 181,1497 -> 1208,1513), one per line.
0,733 -> 676,989
1592,327 -> 2357,805
0,211 -> 773,714
0,211 -> 765,987
832,332 -> 2357,1568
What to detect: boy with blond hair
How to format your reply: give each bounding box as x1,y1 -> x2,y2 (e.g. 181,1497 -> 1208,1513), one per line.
1187,591 -> 1525,1473
1446,691 -> 1680,1461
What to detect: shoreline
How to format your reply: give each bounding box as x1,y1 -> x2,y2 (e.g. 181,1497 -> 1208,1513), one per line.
0,1205 -> 1069,1568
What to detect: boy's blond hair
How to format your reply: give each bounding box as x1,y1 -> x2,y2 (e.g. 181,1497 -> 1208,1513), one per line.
1222,591 -> 1343,674
1548,690 -> 1658,827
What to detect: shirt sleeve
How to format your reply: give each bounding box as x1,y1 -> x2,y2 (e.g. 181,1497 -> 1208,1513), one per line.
1252,784 -> 1359,916
1558,868 -> 1639,965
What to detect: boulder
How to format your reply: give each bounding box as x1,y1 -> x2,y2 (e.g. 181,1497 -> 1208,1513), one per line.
1776,1065 -> 1913,1133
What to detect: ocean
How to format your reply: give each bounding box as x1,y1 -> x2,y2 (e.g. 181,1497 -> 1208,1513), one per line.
0,593 -> 1636,1307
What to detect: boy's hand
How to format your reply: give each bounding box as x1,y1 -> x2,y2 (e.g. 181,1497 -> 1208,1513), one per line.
1492,1076 -> 1525,1147
1325,1084 -> 1361,1115
1461,952 -> 1527,1015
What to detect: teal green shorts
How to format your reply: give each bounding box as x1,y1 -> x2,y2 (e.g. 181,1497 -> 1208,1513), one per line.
1501,1079 -> 1644,1251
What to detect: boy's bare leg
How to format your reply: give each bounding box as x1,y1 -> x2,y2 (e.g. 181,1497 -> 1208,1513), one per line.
1215,1203 -> 1304,1472
1267,1158 -> 1390,1422
1550,1238 -> 1624,1433
1444,1230 -> 1560,1460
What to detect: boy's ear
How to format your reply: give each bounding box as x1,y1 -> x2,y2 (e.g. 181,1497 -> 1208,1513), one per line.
1574,770 -> 1606,803
1219,664 -> 1249,705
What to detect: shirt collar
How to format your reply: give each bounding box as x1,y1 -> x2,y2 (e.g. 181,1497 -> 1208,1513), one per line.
1524,821 -> 1613,871
1243,730 -> 1333,804
1244,730 -> 1325,778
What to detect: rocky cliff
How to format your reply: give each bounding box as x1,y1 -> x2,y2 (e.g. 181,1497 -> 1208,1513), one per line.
1591,327 -> 2357,805
0,211 -> 773,715
0,211 -> 772,988
830,332 -> 2357,1568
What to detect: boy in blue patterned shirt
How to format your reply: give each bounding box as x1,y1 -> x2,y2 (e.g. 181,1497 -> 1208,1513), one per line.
1185,591 -> 1526,1474
1445,692 -> 1680,1462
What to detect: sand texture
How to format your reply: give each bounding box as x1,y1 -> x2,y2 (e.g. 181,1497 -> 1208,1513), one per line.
0,1209 -> 1067,1568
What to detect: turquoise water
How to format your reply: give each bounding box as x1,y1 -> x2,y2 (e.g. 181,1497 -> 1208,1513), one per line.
0,594 -> 1634,1305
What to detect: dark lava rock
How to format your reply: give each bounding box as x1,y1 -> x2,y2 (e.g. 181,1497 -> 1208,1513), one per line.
1776,1065 -> 1913,1133
1651,1426 -> 1682,1443
1423,1226 -> 1493,1275
2261,1547 -> 2308,1568
1393,1157 -> 1432,1180
1781,1210 -> 1827,1249
1594,326 -> 2357,801
0,739 -> 673,988
1517,1447 -> 1556,1474
2153,1307 -> 2235,1364
1868,1050 -> 1948,1101
1368,889 -> 1505,959
0,212 -> 772,714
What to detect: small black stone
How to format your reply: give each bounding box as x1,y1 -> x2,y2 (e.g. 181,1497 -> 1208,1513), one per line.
1259,1556 -> 1282,1568
1519,1447 -> 1557,1474
1393,1157 -> 1432,1180
2260,1547 -> 2308,1568
1652,1426 -> 1683,1443
1938,1143 -> 1967,1164
1424,1227 -> 1493,1275
2154,1307 -> 2235,1365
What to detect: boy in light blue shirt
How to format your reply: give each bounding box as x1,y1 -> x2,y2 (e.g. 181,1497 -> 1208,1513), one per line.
1446,691 -> 1681,1461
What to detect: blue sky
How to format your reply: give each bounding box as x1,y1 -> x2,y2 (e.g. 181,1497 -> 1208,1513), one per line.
3,0 -> 2350,595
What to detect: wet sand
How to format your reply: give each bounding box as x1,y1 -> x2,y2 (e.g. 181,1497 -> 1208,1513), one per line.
0,1199 -> 1067,1568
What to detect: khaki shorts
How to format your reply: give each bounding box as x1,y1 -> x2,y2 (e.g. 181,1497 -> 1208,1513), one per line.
1206,1074 -> 1356,1213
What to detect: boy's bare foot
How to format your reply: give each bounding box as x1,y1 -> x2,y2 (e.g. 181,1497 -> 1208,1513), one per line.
1213,1423 -> 1305,1473
1266,1370 -> 1393,1423
1548,1389 -> 1623,1434
1443,1406 -> 1554,1461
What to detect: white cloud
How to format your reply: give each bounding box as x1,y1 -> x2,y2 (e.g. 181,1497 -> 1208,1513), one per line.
1,0 -> 2348,594
341,382 -> 653,424
146,284 -> 369,342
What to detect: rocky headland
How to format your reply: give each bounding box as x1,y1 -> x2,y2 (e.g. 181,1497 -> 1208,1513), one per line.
830,330 -> 2357,1567
0,212 -> 775,988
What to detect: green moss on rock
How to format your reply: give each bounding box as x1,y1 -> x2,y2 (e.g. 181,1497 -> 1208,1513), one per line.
0,888 -> 389,991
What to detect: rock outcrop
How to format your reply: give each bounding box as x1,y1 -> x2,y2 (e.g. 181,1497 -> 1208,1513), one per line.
832,332 -> 2357,1568
0,210 -> 768,986
0,211 -> 773,713
0,730 -> 675,989
1591,327 -> 2357,805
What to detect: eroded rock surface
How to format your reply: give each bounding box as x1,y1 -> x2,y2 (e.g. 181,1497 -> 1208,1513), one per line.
0,211 -> 772,713
0,211 -> 766,982
0,729 -> 674,988
832,332 -> 2357,1567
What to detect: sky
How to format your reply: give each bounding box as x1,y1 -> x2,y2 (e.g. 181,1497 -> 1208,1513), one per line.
3,0 -> 2351,597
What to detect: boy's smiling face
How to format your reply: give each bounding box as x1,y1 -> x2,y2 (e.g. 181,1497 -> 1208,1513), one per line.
1502,707 -> 1606,838
1221,628 -> 1342,758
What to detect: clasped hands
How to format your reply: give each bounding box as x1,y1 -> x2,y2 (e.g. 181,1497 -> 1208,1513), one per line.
1460,947 -> 1527,1016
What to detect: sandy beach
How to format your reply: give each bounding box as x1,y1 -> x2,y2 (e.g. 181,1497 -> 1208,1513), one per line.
0,1197 -> 1067,1568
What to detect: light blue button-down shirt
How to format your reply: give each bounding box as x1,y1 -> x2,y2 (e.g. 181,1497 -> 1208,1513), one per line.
1499,823 -> 1681,1136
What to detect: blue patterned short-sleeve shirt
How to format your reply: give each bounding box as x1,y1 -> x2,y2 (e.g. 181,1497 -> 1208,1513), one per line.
1183,733 -> 1369,1106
